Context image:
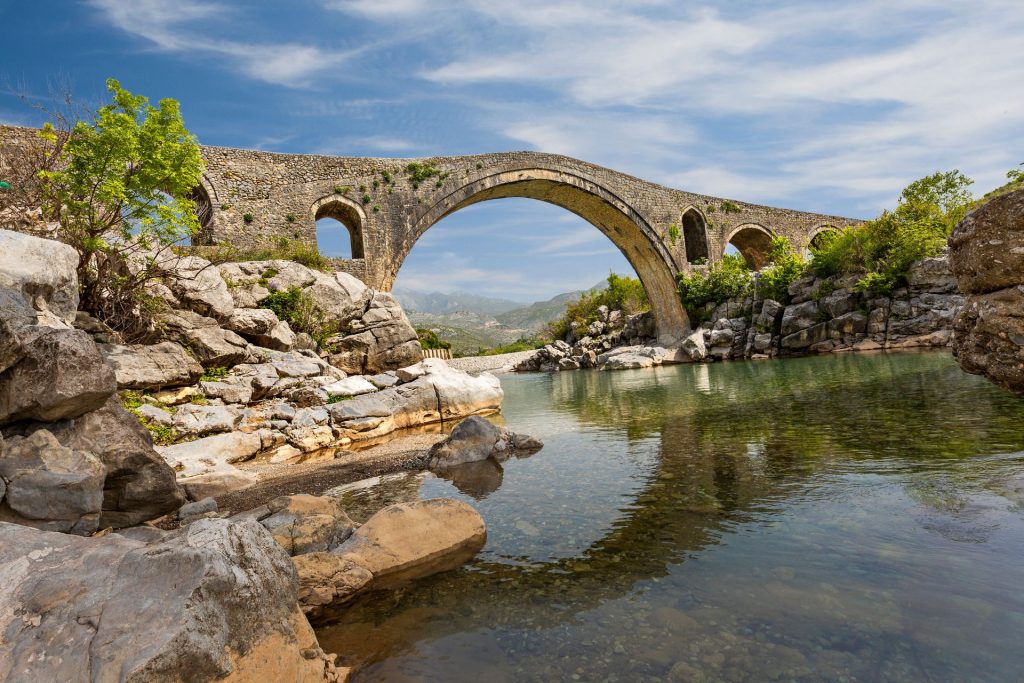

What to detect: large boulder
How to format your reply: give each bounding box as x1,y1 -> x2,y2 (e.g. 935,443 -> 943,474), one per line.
0,327 -> 116,425
99,341 -> 204,390
157,431 -> 263,478
0,228 -> 79,326
335,498 -> 486,585
949,189 -> 1024,295
0,519 -> 340,682
951,286 -> 1024,395
21,396 -> 185,528
293,553 -> 373,620
325,292 -> 422,374
949,188 -> 1024,395
427,415 -> 543,470
226,307 -> 296,351
180,326 -> 250,367
160,254 -> 234,321
0,430 -> 104,535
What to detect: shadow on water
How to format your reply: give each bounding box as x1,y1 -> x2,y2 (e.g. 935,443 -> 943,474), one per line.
316,351 -> 1024,682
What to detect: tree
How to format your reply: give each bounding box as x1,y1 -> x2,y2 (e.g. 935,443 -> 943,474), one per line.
38,78 -> 204,335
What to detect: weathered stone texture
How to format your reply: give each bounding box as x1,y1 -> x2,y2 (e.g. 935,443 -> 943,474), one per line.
949,189 -> 1024,395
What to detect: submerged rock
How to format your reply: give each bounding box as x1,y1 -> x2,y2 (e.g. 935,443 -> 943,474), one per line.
334,498 -> 486,586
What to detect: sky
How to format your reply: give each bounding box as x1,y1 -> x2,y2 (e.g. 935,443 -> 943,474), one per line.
1,0 -> 1021,302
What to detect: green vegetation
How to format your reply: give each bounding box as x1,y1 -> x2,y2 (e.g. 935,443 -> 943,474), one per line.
416,327 -> 452,350
285,212 -> 296,223
757,237 -> 805,304
327,394 -> 352,404
243,213 -> 254,223
380,170 -> 392,183
546,273 -> 650,341
199,366 -> 229,382
119,391 -> 181,445
406,162 -> 449,187
677,236 -> 804,317
334,185 -> 350,195
258,286 -> 337,348
668,223 -> 680,244
34,78 -> 203,339
476,336 -> 549,356
720,200 -> 742,214
677,254 -> 753,320
809,170 -> 976,294
197,236 -> 330,271
982,163 -> 1024,201
361,193 -> 371,205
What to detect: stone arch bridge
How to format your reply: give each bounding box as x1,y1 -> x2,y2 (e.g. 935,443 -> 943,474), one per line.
2,125 -> 855,344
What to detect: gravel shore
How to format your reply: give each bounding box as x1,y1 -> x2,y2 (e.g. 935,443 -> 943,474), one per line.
447,350 -> 536,375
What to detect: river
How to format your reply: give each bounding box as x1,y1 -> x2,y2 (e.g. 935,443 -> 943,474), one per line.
316,351 -> 1024,682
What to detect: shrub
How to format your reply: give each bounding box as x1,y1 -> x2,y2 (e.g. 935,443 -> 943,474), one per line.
258,286 -> 337,348
285,213 -> 296,223
243,213 -> 254,223
809,170 -> 974,288
416,328 -> 451,350
406,162 -> 442,185
756,237 -> 805,304
677,254 -> 753,318
361,193 -> 371,205
380,170 -> 392,183
200,366 -> 229,381
198,237 -> 331,271
668,223 -> 680,244
32,78 -> 204,340
478,336 -> 548,356
720,200 -> 742,214
546,273 -> 650,341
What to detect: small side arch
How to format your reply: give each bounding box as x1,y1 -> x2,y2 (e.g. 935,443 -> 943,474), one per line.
312,195 -> 366,259
680,207 -> 709,265
807,223 -> 839,253
187,174 -> 219,245
725,223 -> 775,270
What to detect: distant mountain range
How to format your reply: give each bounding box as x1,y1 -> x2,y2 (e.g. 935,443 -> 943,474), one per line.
396,280 -> 609,353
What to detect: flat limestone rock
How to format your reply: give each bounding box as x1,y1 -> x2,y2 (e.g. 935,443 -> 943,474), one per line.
100,341 -> 203,390
335,498 -> 486,586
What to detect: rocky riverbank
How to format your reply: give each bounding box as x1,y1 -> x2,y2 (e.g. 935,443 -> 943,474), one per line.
513,254 -> 962,373
0,227 -> 520,682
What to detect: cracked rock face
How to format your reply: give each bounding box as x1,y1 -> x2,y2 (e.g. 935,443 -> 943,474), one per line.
0,518 -> 341,682
949,188 -> 1024,396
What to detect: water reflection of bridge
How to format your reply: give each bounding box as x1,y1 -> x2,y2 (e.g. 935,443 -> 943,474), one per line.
317,352 -> 1024,672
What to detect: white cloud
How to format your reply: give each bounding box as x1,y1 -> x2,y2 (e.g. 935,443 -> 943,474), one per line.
89,0 -> 352,87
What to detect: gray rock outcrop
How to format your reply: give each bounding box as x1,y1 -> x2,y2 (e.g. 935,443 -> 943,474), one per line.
0,326 -> 116,424
0,518 -> 341,682
949,188 -> 1024,395
0,228 -> 79,326
427,415 -> 543,469
0,430 -> 104,535
100,341 -> 204,390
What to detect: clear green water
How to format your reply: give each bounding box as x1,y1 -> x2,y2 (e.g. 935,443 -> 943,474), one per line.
317,351 -> 1024,682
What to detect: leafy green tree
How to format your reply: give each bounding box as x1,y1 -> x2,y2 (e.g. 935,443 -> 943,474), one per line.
546,273 -> 651,341
809,169 -> 976,294
38,78 -> 204,331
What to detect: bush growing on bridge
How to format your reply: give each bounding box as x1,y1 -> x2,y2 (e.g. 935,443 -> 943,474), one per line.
196,236 -> 331,271
546,273 -> 650,341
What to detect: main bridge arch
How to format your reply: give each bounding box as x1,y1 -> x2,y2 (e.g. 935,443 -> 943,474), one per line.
389,167 -> 691,345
